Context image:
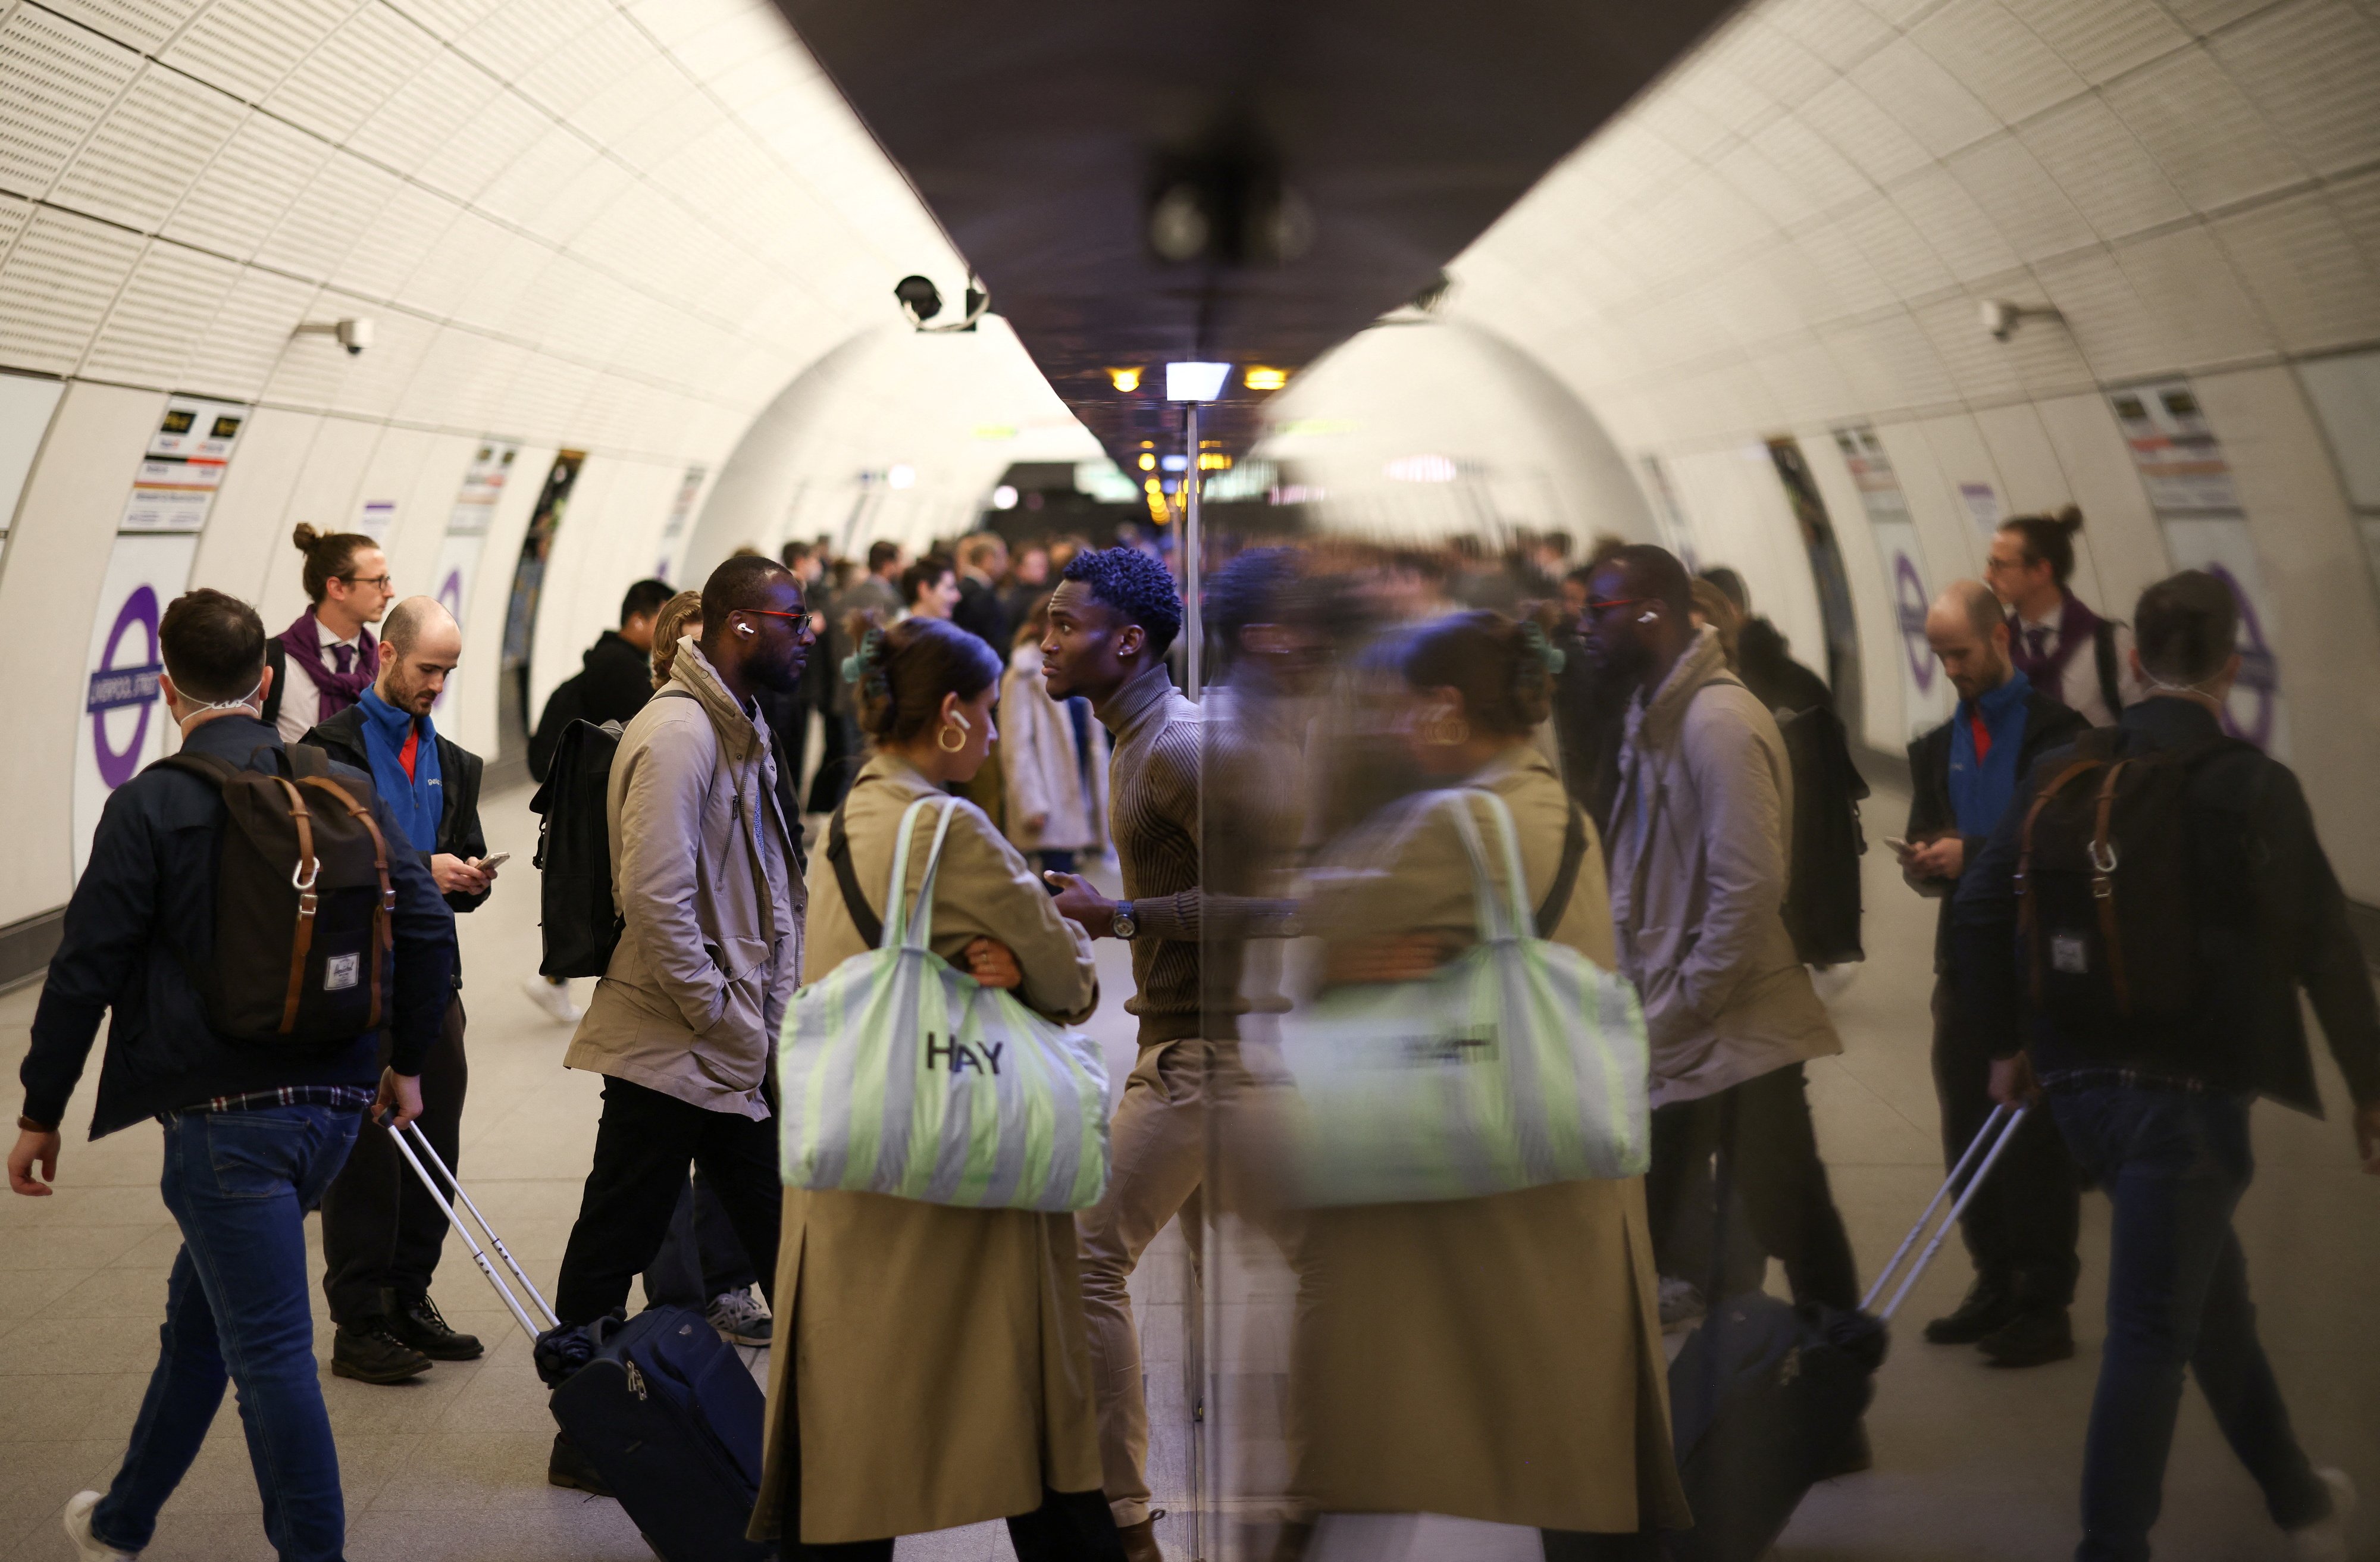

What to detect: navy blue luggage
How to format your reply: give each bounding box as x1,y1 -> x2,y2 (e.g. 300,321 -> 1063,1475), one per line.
547,1307 -> 774,1562
382,1117 -> 776,1562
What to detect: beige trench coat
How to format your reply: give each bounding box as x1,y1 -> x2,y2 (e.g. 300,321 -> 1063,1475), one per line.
1289,746 -> 1692,1535
564,638 -> 803,1117
752,753 -> 1105,1545
1000,643 -> 1111,855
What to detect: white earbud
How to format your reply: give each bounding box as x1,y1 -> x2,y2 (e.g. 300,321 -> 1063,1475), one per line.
947,709 -> 972,733
1638,611 -> 1657,624
738,622 -> 755,636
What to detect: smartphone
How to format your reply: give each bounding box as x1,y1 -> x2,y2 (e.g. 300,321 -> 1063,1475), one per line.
1883,837 -> 1911,854
475,852 -> 511,872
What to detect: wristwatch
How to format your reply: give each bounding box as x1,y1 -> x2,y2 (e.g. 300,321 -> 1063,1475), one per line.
1110,901 -> 1138,941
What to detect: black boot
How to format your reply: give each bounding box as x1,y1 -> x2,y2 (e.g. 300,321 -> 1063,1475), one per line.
549,1431 -> 613,1497
1980,1307 -> 2075,1368
331,1320 -> 434,1384
392,1293 -> 483,1361
1922,1281 -> 2016,1345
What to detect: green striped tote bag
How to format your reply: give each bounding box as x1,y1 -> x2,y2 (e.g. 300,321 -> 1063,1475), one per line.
1277,788 -> 1650,1206
779,796 -> 1110,1212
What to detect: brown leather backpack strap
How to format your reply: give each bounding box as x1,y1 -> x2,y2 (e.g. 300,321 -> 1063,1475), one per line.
2017,755 -> 2103,1006
303,777 -> 396,1032
2091,759 -> 2131,1014
276,777 -> 318,1033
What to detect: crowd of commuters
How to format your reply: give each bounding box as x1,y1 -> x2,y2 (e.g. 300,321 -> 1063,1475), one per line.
8,503 -> 2375,1562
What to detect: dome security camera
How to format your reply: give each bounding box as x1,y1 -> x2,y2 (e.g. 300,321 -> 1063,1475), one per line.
336,317 -> 374,355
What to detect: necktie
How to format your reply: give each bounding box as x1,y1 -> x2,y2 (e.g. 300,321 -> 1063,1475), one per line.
2024,626 -> 2049,663
331,644 -> 354,677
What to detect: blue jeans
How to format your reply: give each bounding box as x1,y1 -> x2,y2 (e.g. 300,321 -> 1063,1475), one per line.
93,1106 -> 362,1561
2050,1087 -> 2330,1562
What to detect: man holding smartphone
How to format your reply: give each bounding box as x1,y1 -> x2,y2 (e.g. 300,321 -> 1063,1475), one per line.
301,596 -> 496,1383
1899,580 -> 2087,1367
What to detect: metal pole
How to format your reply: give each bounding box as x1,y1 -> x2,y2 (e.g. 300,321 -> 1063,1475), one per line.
1183,401 -> 1202,700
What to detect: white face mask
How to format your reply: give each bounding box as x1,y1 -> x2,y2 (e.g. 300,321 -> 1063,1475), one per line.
187,672 -> 266,716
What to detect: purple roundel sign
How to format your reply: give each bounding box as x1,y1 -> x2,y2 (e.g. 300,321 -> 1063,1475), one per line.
1894,553 -> 1934,694
2207,563 -> 2276,750
438,567 -> 464,619
87,586 -> 164,789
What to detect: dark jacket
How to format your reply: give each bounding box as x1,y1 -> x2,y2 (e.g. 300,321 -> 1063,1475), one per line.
528,630 -> 654,781
1737,617 -> 1831,717
1952,697 -> 2380,1115
302,705 -> 490,919
21,715 -> 456,1138
1905,685 -> 2088,972
954,577 -> 1013,665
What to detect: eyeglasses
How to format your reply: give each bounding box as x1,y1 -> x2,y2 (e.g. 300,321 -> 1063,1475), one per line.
1583,596 -> 1654,616
738,608 -> 816,636
339,574 -> 393,590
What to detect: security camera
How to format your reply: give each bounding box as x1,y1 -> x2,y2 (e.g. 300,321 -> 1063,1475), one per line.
1980,299 -> 2016,342
894,274 -> 990,333
294,316 -> 374,355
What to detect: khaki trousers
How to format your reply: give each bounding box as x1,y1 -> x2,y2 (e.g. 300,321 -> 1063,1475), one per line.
1076,1037 -> 1208,1528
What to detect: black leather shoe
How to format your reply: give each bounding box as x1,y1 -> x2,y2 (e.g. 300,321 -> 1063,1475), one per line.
1923,1282 -> 2016,1345
1980,1307 -> 2075,1368
392,1294 -> 483,1361
331,1322 -> 434,1384
548,1431 -> 613,1497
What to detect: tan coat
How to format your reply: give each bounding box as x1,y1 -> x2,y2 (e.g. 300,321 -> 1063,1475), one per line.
753,753 -> 1104,1545
1290,746 -> 1691,1535
564,638 -> 802,1117
1000,643 -> 1111,854
1607,627 -> 1840,1110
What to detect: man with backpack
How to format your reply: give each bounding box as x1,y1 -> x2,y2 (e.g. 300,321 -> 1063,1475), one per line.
1582,546 -> 1862,1381
9,588 -> 454,1562
1955,570 -> 2378,1562
1899,580 -> 2089,1369
546,554 -> 810,1494
302,595 -> 497,1385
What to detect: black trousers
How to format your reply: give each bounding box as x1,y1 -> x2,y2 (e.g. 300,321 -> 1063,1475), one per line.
641,1172 -> 760,1309
1930,975 -> 2081,1310
1645,1063 -> 1861,1312
321,994 -> 467,1324
554,1076 -> 782,1326
806,710 -> 861,814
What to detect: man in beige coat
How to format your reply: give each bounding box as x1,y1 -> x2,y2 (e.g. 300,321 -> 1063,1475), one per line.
549,555 -> 811,1490
1584,546 -> 1861,1326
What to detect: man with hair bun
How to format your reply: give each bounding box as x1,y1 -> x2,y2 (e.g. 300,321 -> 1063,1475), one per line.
1986,506 -> 2144,727
1954,569 -> 2379,1561
269,523 -> 396,741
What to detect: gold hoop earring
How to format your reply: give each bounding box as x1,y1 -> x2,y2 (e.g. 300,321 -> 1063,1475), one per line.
1426,716 -> 1469,747
937,723 -> 967,753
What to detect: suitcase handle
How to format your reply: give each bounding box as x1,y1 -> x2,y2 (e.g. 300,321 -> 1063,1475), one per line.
1859,1103 -> 2030,1322
384,1119 -> 562,1342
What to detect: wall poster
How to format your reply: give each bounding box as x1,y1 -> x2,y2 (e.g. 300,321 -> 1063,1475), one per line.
429,439 -> 518,715
1836,426 -> 1951,738
74,395 -> 251,877
0,371 -> 64,569
656,463 -> 706,581
2107,379 -> 2286,756
2294,349 -> 2380,608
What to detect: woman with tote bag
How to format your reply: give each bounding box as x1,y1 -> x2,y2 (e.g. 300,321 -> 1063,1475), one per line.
751,612 -> 1122,1561
1283,611 -> 1690,1561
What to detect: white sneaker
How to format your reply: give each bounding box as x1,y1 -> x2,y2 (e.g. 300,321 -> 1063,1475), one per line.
522,974 -> 583,1025
2289,1467 -> 2357,1561
64,1492 -> 137,1560
1658,1275 -> 1706,1329
706,1286 -> 774,1347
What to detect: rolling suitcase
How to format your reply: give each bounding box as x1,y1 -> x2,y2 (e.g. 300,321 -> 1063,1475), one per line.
1664,1101 -> 2034,1561
383,1119 -> 775,1562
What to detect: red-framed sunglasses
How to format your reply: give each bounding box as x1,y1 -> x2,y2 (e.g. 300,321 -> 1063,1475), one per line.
1582,596 -> 1655,616
737,607 -> 816,636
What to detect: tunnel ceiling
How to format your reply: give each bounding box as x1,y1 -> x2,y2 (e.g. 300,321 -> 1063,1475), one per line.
772,0 -> 1744,464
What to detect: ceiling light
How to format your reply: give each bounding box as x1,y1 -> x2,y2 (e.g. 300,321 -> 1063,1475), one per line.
1109,368 -> 1142,393
1198,453 -> 1232,470
1138,452 -> 1157,471
1166,362 -> 1230,402
887,464 -> 916,490
991,484 -> 1017,510
1386,454 -> 1458,483
1161,454 -> 1188,472
1243,366 -> 1288,392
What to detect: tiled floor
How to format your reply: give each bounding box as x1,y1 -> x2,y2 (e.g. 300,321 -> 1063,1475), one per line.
2,782 -> 2374,1561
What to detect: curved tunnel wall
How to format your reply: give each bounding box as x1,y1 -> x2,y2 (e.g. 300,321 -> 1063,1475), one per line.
1445,0 -> 2380,901
0,0 -> 1077,929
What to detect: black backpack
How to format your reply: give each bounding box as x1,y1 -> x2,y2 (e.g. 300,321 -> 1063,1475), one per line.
1775,703 -> 1868,966
527,671 -> 587,785
2016,728 -> 2249,1028
159,743 -> 398,1045
529,716 -> 631,978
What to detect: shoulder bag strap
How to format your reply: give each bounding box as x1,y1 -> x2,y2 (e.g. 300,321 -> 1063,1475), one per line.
879,796 -> 950,951
1533,803 -> 1589,937
827,790 -> 883,949
906,797 -> 963,953
261,641 -> 285,726
1439,791 -> 1515,944
2093,621 -> 2124,717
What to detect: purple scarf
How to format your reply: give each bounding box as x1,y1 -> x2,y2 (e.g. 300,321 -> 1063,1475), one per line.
277,607 -> 377,716
2007,591 -> 2102,694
